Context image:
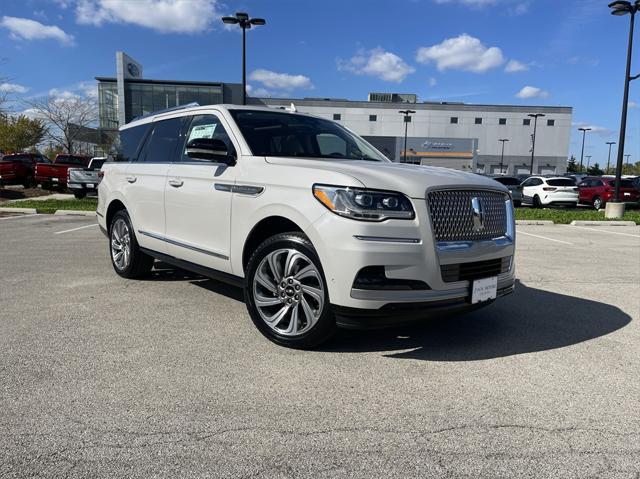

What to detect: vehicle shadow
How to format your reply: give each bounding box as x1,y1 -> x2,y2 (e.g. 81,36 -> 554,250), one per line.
321,280 -> 632,361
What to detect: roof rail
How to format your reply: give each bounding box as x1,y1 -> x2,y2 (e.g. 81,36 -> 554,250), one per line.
132,102 -> 200,122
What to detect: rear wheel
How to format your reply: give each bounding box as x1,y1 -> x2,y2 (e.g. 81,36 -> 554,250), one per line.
245,232 -> 336,349
593,196 -> 603,210
533,195 -> 542,208
513,200 -> 521,207
73,190 -> 86,199
109,209 -> 154,279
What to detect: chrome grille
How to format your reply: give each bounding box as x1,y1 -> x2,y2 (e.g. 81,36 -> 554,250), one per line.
427,189 -> 508,242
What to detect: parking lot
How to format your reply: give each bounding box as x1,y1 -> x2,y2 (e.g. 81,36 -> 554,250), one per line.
1,214 -> 639,478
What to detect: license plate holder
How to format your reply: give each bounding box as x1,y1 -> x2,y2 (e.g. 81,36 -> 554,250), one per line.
471,276 -> 498,304
86,183 -> 94,189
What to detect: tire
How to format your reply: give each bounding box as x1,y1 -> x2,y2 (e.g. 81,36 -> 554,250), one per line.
513,200 -> 521,207
22,178 -> 34,189
533,195 -> 542,208
244,232 -> 336,349
73,191 -> 86,199
109,209 -> 154,279
593,196 -> 603,210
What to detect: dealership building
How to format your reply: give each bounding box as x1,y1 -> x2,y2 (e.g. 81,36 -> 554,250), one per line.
96,52 -> 572,175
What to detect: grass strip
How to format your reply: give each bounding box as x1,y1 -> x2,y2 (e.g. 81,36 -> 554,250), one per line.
4,198 -> 98,214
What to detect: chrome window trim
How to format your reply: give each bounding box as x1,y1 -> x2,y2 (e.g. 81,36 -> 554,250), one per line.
138,230 -> 229,260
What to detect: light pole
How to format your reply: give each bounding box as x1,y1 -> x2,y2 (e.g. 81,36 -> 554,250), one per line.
398,109 -> 416,163
606,141 -> 616,173
578,127 -> 591,172
221,12 -> 266,105
498,139 -> 509,174
528,113 -> 545,175
608,0 -> 639,205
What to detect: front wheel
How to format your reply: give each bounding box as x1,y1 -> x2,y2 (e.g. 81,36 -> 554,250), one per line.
533,195 -> 542,208
245,232 -> 336,349
593,196 -> 603,210
109,209 -> 154,279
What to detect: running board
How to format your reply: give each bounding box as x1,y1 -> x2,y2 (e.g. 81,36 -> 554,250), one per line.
140,247 -> 245,289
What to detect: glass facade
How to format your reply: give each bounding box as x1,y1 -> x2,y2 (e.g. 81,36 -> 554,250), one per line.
98,82 -> 119,130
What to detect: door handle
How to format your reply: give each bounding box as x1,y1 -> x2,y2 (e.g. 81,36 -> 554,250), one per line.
168,178 -> 184,188
125,176 -> 137,183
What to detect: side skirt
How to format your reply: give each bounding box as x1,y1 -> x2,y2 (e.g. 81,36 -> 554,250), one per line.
140,247 -> 245,289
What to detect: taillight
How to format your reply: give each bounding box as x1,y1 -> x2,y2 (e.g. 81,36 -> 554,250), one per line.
543,187 -> 556,191
573,187 -> 579,192
98,171 -> 104,179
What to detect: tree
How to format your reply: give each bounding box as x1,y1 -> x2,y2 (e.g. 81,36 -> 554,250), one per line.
24,95 -> 98,154
587,162 -> 604,176
0,115 -> 46,152
567,155 -> 578,173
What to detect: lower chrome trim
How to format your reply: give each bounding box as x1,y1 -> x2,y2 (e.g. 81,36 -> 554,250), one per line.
354,235 -> 421,244
138,230 -> 229,260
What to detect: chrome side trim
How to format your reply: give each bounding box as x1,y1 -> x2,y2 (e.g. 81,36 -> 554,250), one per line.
138,230 -> 229,260
354,235 -> 421,244
214,183 -> 264,196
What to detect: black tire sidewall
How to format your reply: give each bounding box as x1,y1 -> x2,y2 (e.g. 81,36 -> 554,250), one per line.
244,232 -> 336,349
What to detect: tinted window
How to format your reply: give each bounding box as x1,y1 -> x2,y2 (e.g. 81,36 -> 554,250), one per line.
547,119 -> 555,126
475,117 -> 482,125
499,118 -> 507,125
229,110 -> 388,162
523,119 -> 531,126
607,179 -> 635,188
317,133 -> 347,156
0,154 -> 30,162
37,156 -> 51,163
116,124 -> 151,162
493,177 -> 520,186
547,178 -> 576,187
139,118 -> 184,163
180,114 -> 234,162
90,159 -> 106,170
55,155 -> 87,166
450,117 -> 458,124
369,115 -> 377,122
333,113 -> 341,121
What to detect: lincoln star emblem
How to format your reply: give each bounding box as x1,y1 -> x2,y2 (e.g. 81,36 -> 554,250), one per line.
471,197 -> 485,231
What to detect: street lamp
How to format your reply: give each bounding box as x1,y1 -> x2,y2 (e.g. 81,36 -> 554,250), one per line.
606,141 -> 616,172
578,127 -> 591,172
498,139 -> 509,174
398,109 -> 416,163
608,0 -> 639,206
528,113 -> 545,175
221,12 -> 266,105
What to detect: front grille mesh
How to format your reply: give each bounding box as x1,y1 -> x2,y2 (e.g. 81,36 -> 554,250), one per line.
427,189 -> 508,242
441,257 -> 511,283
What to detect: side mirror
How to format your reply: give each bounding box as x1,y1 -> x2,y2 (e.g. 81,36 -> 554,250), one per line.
185,138 -> 235,165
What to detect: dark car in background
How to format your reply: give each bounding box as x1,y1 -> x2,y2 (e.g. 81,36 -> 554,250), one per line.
489,175 -> 523,206
0,153 -> 51,188
578,177 -> 640,209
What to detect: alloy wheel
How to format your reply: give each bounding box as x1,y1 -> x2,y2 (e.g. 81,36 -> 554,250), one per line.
252,248 -> 325,336
111,218 -> 131,271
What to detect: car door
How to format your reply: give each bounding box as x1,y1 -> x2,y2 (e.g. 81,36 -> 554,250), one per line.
125,117 -> 185,254
577,180 -> 590,203
163,112 -> 239,273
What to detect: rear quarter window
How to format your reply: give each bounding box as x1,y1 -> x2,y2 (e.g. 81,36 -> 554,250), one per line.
115,124 -> 151,162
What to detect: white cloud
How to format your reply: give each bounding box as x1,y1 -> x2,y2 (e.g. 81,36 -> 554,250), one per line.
338,48 -> 415,83
74,0 -> 219,33
573,122 -> 614,138
629,101 -> 639,109
0,83 -> 29,94
505,59 -> 529,73
515,86 -> 549,99
248,69 -> 313,91
49,88 -> 81,100
433,0 -> 530,13
434,0 -> 498,5
416,34 -> 504,73
0,16 -> 74,45
429,77 -> 437,87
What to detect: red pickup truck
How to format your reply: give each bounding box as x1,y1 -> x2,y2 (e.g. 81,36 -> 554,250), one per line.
0,153 -> 52,188
35,154 -> 91,190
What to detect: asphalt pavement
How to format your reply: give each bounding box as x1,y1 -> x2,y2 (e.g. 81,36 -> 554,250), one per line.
1,214 -> 639,478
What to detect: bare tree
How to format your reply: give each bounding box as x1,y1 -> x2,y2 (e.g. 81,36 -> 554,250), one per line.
24,95 -> 98,154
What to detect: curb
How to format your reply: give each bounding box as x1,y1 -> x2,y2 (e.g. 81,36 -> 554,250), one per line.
516,220 -> 554,225
53,210 -> 96,217
570,220 -> 637,227
0,207 -> 38,214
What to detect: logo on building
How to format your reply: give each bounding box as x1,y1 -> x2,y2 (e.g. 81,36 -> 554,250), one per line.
422,141 -> 454,150
127,62 -> 140,78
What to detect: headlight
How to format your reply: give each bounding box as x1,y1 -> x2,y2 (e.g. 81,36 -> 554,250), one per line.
313,184 -> 415,221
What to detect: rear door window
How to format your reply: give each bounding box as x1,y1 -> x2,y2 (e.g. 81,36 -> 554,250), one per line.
139,118 -> 184,163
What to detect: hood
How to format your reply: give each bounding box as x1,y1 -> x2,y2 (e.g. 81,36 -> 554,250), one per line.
265,158 -> 507,199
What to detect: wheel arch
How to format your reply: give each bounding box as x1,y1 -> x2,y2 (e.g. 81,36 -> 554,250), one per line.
242,216 -> 305,273
106,199 -> 127,230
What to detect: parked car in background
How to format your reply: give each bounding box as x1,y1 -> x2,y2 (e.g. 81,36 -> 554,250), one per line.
565,173 -> 589,185
67,157 -> 106,199
578,177 -> 640,209
0,153 -> 51,188
521,176 -> 578,208
35,154 -> 90,190
488,176 -> 523,207
98,104 -> 516,348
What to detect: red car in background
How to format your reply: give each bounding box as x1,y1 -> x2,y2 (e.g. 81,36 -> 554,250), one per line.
578,176 -> 640,209
0,153 -> 52,188
35,154 -> 91,190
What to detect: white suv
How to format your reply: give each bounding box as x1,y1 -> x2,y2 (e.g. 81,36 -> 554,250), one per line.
97,105 -> 516,348
520,176 -> 579,208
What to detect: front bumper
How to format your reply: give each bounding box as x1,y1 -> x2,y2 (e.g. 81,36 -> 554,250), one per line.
305,196 -> 516,313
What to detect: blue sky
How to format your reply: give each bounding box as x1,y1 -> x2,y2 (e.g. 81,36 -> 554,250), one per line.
0,0 -> 638,165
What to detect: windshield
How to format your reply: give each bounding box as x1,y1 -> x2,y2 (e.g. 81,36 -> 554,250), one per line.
493,177 -> 520,186
547,178 -> 575,187
229,109 -> 389,162
90,159 -> 106,170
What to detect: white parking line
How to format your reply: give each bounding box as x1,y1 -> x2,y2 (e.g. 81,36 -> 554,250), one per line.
517,230 -> 574,245
54,223 -> 99,235
0,213 -> 40,221
566,225 -> 640,239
